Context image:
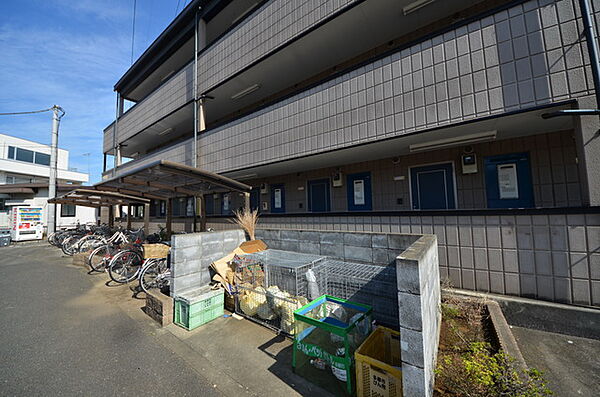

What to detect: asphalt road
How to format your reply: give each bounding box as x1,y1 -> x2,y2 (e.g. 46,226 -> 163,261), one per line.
0,243 -> 220,397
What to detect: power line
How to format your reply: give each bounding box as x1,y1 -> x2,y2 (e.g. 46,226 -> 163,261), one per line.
131,0 -> 138,65
0,107 -> 53,116
175,0 -> 182,17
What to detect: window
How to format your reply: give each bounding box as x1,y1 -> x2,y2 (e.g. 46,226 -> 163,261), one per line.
7,146 -> 15,159
35,152 -> 50,166
0,199 -> 6,212
15,148 -> 34,163
60,204 -> 76,217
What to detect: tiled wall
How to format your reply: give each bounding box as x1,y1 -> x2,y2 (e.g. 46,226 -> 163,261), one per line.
197,0 -> 597,174
207,211 -> 600,307
232,130 -> 582,212
109,62 -> 194,149
197,0 -> 358,92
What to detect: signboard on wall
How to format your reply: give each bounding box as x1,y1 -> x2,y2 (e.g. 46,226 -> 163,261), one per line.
274,189 -> 282,208
353,179 -> 365,205
223,194 -> 230,211
497,163 -> 519,199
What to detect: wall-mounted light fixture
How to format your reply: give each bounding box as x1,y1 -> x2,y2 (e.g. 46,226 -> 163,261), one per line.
409,131 -> 497,153
158,127 -> 173,136
403,0 -> 436,15
231,84 -> 260,100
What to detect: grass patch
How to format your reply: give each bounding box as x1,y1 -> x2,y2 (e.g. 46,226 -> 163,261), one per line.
434,295 -> 552,397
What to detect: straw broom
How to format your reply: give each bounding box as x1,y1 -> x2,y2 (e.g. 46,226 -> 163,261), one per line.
233,208 -> 259,240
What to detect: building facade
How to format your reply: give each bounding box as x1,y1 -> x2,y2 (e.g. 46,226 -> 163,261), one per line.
0,133 -> 94,228
102,0 -> 600,306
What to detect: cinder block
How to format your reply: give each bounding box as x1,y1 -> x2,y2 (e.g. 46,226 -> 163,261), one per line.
299,231 -> 320,242
343,233 -> 372,247
344,245 -> 373,262
171,259 -> 202,278
319,232 -> 344,245
319,243 -> 344,258
372,234 -> 388,248
146,290 -> 173,316
398,291 -> 423,331
401,364 -> 427,397
389,234 -> 418,250
299,241 -> 320,255
397,258 -> 420,294
373,248 -> 390,264
281,230 -> 300,241
279,240 -> 300,252
400,327 -> 424,368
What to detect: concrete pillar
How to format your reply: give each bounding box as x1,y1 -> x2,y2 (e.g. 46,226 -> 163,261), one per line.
244,192 -> 250,212
166,198 -> 173,237
199,195 -> 206,232
574,96 -> 600,206
144,203 -> 150,234
126,205 -> 132,230
108,205 -> 114,228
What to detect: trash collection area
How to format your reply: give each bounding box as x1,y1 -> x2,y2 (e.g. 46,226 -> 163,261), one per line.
169,228 -> 440,397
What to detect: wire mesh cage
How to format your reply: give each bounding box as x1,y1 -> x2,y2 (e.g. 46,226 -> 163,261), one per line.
313,260 -> 398,328
235,284 -> 309,335
293,295 -> 373,396
242,249 -> 326,296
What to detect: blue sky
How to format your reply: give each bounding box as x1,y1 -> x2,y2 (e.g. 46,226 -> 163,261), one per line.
0,0 -> 191,183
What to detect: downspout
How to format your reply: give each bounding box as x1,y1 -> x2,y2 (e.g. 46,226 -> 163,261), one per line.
543,0 -> 600,118
193,6 -> 199,232
112,92 -> 119,176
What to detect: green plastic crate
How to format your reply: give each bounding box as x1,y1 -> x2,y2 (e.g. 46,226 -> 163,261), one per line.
174,287 -> 224,330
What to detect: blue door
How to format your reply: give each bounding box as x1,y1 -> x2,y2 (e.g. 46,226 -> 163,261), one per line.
250,188 -> 259,211
410,163 -> 456,209
270,184 -> 285,213
347,172 -> 372,211
308,179 -> 331,212
484,152 -> 534,208
204,195 -> 215,215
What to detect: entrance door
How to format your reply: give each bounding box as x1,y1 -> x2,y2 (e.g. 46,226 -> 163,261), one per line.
250,188 -> 259,212
346,172 -> 372,211
410,163 -> 456,209
270,184 -> 285,213
308,179 -> 330,212
484,152 -> 534,208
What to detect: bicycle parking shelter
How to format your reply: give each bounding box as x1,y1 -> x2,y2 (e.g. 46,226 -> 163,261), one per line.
51,160 -> 252,235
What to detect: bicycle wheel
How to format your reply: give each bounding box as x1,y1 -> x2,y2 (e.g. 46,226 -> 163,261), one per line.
108,250 -> 143,283
48,232 -> 56,245
78,236 -> 104,253
88,245 -> 113,272
61,235 -> 80,256
139,258 -> 170,294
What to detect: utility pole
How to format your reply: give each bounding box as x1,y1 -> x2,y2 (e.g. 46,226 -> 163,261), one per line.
47,105 -> 64,234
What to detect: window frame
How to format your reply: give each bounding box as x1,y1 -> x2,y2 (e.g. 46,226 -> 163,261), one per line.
60,204 -> 76,217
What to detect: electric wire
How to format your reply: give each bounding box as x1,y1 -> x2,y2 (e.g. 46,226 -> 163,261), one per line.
0,105 -> 64,119
131,0 -> 138,65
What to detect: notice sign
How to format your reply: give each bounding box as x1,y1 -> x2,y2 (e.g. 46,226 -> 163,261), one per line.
223,194 -> 230,211
354,179 -> 365,205
498,163 -> 519,199
370,368 -> 390,397
274,189 -> 282,208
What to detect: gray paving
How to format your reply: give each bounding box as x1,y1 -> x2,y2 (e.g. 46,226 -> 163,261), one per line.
0,243 -> 219,397
511,326 -> 600,397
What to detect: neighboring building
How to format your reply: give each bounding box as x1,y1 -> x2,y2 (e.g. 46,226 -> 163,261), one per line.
0,133 -> 95,228
102,0 -> 600,306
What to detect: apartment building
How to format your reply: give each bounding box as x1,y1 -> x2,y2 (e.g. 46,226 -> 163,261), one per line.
0,133 -> 94,228
101,0 -> 600,306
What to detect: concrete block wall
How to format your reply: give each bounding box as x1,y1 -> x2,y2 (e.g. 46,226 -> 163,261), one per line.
254,228 -> 419,265
170,229 -> 245,297
197,0 -> 598,175
396,235 -> 440,397
255,227 -> 440,396
209,211 -> 600,306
